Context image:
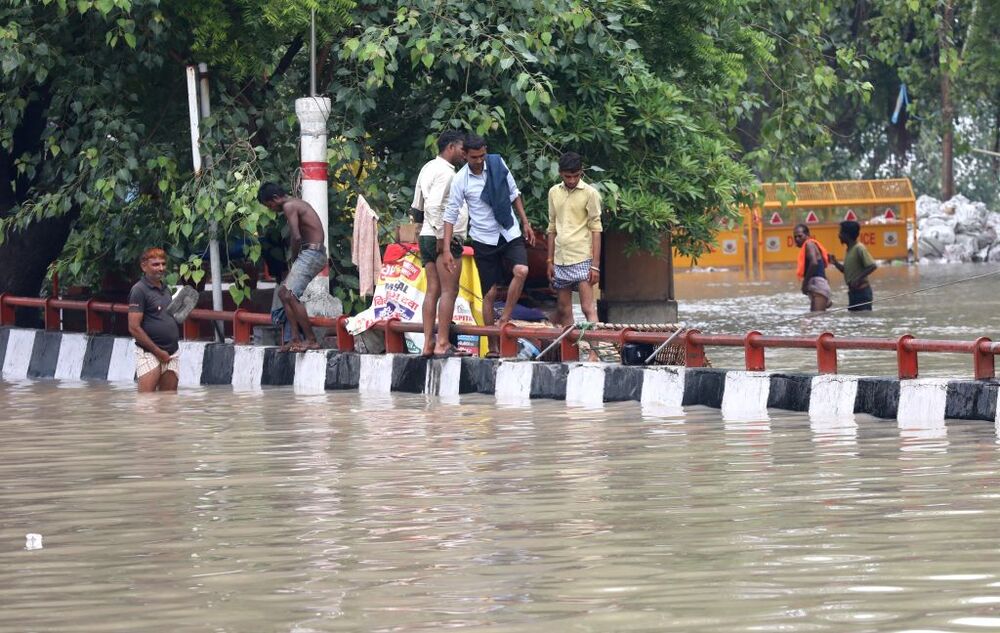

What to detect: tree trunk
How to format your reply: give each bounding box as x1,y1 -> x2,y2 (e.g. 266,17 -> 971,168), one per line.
0,210 -> 79,297
0,209 -> 79,326
939,0 -> 956,200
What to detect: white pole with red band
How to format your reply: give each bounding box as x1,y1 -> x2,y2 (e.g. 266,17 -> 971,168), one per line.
294,96 -> 342,318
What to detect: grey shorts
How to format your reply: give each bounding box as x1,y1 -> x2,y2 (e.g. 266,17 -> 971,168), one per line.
804,276 -> 831,299
284,248 -> 327,299
552,259 -> 592,290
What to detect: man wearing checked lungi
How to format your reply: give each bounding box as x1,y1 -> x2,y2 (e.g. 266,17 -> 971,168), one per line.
128,247 -> 180,393
546,152 -> 602,327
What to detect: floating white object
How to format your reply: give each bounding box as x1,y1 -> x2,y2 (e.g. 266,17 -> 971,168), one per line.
25,533 -> 42,550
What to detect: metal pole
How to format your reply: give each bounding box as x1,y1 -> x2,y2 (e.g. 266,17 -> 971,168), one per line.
185,66 -> 201,174
533,324 -> 580,360
644,323 -> 687,365
310,9 -> 316,97
197,63 -> 224,342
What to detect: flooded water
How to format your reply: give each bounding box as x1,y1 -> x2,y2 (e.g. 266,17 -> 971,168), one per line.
676,263 -> 1000,377
4,380 -> 1000,632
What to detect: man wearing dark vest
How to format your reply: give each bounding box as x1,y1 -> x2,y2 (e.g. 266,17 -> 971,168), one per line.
441,135 -> 535,355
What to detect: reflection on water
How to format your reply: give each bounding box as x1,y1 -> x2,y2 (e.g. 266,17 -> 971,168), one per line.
3,381 -> 1000,632
676,263 -> 1000,376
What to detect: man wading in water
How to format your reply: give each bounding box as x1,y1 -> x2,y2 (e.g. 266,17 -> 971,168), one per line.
794,223 -> 832,312
829,220 -> 877,311
257,182 -> 327,352
128,248 -> 180,392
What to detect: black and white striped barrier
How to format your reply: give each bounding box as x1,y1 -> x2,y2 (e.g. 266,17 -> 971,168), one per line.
2,327 -> 997,425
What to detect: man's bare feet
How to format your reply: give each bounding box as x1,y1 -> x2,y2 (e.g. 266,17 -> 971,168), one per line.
301,340 -> 321,351
279,340 -> 300,352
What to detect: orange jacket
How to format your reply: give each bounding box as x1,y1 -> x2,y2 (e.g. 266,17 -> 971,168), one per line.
796,238 -> 830,278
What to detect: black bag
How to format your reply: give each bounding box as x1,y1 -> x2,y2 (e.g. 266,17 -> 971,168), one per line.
621,343 -> 654,366
408,206 -> 424,224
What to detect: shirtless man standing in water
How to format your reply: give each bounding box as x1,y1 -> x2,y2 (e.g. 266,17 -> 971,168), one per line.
257,182 -> 327,351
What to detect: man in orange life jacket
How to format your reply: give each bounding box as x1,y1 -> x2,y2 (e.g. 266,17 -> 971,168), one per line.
793,223 -> 832,312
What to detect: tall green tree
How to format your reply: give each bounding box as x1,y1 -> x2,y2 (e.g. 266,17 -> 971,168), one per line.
323,0 -> 759,257
0,0 -> 352,306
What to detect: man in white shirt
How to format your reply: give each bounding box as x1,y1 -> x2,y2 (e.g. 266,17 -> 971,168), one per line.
412,130 -> 470,358
442,135 -> 535,354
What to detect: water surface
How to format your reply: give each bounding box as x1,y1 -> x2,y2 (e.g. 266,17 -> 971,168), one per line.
3,381 -> 1000,631
676,263 -> 1000,376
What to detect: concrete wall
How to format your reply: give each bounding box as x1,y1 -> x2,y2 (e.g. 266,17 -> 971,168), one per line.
1,327 -> 997,425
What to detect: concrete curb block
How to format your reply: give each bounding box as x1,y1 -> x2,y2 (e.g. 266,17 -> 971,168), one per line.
1,327 -> 997,424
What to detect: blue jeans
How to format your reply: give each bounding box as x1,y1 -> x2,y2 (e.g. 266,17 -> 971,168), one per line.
283,248 -> 327,299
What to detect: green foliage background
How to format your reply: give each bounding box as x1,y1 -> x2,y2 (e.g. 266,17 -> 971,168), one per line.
1,0 -> 997,307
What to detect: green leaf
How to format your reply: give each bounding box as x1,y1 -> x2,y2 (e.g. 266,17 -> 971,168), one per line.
421,52 -> 434,69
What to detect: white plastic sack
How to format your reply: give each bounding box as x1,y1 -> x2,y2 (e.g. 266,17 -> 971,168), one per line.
952,197 -> 989,234
920,222 -> 956,246
944,235 -> 977,262
916,194 -> 942,220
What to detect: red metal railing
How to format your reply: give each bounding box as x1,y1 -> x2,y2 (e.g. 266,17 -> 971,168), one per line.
1,293 -> 997,380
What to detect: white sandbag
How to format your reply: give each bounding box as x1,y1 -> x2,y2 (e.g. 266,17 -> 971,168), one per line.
916,195 -> 942,220
986,212 -> 1000,232
921,222 -> 956,246
944,237 -> 976,263
952,197 -> 989,234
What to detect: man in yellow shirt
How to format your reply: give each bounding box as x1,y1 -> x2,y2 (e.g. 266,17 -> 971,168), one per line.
546,152 -> 602,326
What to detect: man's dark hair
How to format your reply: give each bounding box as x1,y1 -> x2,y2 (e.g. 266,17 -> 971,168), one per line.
840,220 -> 861,240
558,152 -> 583,173
257,182 -> 285,204
463,134 -> 487,151
437,130 -> 465,153
794,223 -> 810,235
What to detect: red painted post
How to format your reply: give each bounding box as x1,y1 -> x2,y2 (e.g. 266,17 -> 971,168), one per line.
744,330 -> 765,371
973,336 -> 994,380
897,334 -> 918,379
816,332 -> 838,374
684,329 -> 706,368
84,299 -> 105,334
183,314 -> 202,341
383,318 -> 408,354
499,322 -> 518,358
233,309 -> 252,345
336,315 -> 355,352
0,293 -> 14,326
559,329 -> 580,362
43,297 -> 59,331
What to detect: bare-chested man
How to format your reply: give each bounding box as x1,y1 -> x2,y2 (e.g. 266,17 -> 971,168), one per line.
257,182 -> 327,351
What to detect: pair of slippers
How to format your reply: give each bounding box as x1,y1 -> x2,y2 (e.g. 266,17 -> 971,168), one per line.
420,345 -> 472,360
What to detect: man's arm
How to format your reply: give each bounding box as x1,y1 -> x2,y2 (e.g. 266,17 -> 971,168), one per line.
546,188 -> 556,280
440,175 -> 465,272
502,158 -> 534,247
850,263 -> 878,289
546,232 -> 556,281
829,253 -> 845,274
128,312 -> 171,362
586,188 -> 603,285
589,231 -> 601,285
802,243 -> 821,292
513,195 -> 535,247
